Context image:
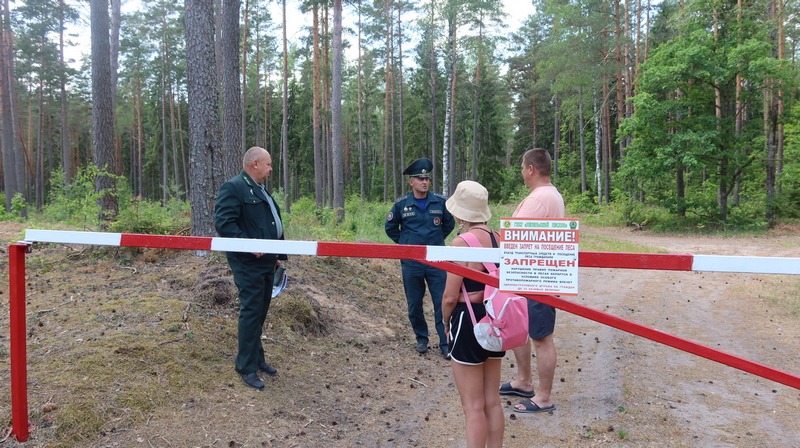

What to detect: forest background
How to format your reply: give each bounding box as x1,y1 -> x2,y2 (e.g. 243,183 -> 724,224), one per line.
0,0 -> 799,236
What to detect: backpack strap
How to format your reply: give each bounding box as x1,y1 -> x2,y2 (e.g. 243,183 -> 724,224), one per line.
458,231 -> 499,275
458,230 -> 500,326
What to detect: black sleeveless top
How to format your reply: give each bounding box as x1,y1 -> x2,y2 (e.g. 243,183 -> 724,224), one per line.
462,228 -> 499,293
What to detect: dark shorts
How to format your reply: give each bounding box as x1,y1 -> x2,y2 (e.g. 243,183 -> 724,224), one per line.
528,299 -> 556,340
448,302 -> 505,365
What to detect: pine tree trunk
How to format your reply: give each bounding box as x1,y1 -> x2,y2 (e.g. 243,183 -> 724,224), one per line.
185,0 -> 223,237
222,0 -> 242,180
281,0 -> 290,212
91,0 -> 117,220
579,88 -> 586,193
397,6 -> 405,177
471,23 -> 481,181
313,4 -> 323,206
332,0 -> 344,222
428,5 -> 437,192
59,0 -> 69,186
553,94 -> 559,181
445,14 -> 457,196
161,62 -> 169,203
35,54 -> 44,210
383,0 -> 391,202
241,0 -> 249,151
169,82 -> 180,196
357,0 -> 365,203
1,16 -> 17,212
135,75 -> 143,197
3,0 -> 25,216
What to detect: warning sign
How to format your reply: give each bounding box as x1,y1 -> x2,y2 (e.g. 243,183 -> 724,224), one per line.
498,218 -> 580,296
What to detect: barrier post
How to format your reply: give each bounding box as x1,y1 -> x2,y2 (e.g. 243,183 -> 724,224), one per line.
9,243 -> 30,442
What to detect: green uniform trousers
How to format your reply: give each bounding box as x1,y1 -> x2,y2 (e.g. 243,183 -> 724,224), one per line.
228,257 -> 276,375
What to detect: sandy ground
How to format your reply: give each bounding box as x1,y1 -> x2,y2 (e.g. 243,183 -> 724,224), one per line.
0,222 -> 799,447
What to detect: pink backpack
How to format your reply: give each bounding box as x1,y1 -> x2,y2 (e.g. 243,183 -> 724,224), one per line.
459,231 -> 530,352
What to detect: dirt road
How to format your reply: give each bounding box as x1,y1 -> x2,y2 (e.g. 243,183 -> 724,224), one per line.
1,223 -> 798,447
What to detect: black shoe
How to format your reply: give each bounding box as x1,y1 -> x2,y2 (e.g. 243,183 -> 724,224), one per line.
416,342 -> 428,353
441,346 -> 450,360
259,362 -> 277,376
240,372 -> 265,390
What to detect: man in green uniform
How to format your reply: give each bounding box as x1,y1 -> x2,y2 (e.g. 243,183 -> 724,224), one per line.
215,146 -> 287,391
386,158 -> 455,358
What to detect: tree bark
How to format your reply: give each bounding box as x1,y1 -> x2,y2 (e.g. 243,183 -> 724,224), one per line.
332,0 -> 344,222
59,0 -> 69,185
397,5 -> 405,178
281,0 -> 290,212
91,0 -> 118,220
428,0 -> 437,192
383,0 -> 391,202
312,4 -> 323,206
241,0 -> 249,151
471,22 -> 482,181
357,0 -> 364,204
579,88 -> 586,193
553,94 -> 559,181
0,13 -> 17,212
222,0 -> 243,181
185,0 -> 223,237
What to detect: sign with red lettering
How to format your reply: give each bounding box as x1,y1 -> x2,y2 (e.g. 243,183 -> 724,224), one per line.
498,218 -> 580,296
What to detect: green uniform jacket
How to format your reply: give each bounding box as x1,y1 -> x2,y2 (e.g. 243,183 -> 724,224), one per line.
214,171 -> 288,263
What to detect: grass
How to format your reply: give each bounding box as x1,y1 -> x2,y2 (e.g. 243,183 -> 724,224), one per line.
733,274 -> 800,317
579,234 -> 666,253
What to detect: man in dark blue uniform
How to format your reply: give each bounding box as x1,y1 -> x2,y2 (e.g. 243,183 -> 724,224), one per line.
215,146 -> 287,391
386,158 -> 455,358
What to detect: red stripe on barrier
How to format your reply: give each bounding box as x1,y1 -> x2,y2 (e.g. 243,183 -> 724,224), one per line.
120,234 -> 212,251
423,260 -> 800,390
318,242 -> 427,260
9,244 -> 30,442
579,251 -> 694,271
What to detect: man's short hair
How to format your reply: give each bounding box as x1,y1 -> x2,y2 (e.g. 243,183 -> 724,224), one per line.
522,148 -> 552,176
243,146 -> 267,168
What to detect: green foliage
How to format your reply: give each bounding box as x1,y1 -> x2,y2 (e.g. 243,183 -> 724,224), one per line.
0,192 -> 28,221
285,195 -> 395,244
566,191 -> 599,214
107,197 -> 189,235
42,167 -> 109,229
779,103 -> 800,219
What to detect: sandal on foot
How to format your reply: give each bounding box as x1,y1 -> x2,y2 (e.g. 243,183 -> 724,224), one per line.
515,399 -> 556,414
499,382 -> 535,398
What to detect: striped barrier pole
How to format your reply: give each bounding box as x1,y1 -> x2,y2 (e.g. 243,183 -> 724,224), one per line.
7,229 -> 800,442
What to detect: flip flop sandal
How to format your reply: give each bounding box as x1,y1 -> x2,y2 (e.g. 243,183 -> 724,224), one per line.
499,382 -> 535,398
515,399 -> 556,413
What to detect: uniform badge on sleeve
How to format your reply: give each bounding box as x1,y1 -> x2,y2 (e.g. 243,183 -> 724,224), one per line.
387,212 -> 394,221
433,217 -> 441,226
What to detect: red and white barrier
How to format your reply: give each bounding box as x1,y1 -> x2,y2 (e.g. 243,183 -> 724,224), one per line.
22,229 -> 800,274
7,229 -> 800,442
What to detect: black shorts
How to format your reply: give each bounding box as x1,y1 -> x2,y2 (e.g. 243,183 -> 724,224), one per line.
448,302 -> 505,365
528,299 -> 556,340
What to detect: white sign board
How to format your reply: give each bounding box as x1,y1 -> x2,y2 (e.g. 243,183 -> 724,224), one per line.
498,218 -> 580,296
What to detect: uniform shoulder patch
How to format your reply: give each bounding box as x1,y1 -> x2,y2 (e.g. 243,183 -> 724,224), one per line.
394,195 -> 407,203
432,192 -> 447,200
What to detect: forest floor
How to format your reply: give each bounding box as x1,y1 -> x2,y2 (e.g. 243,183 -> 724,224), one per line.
1,220 -> 799,448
